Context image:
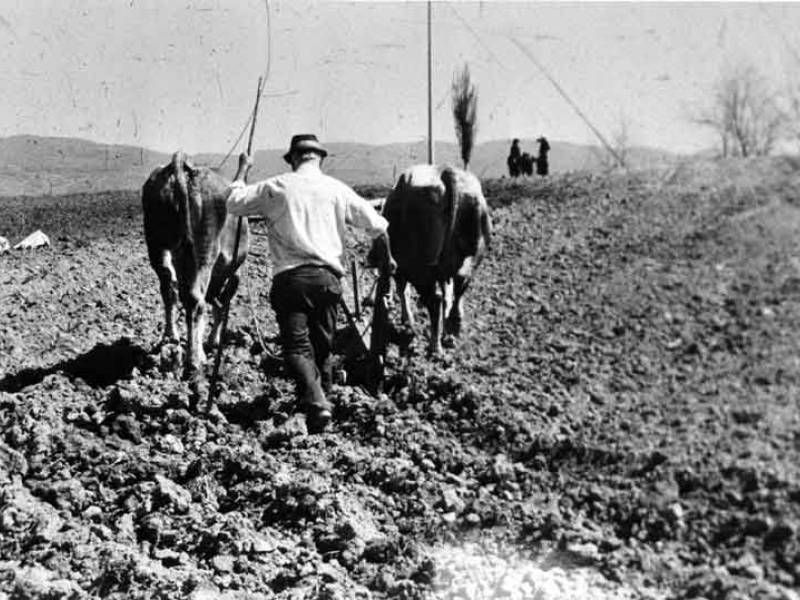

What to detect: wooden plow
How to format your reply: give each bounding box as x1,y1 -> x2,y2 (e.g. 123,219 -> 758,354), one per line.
337,256 -> 393,396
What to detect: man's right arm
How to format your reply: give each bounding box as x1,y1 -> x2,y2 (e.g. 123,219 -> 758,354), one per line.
342,186 -> 395,274
343,187 -> 389,238
226,153 -> 270,217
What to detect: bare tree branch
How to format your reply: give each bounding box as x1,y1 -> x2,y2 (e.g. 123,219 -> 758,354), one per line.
696,62 -> 785,157
601,111 -> 632,169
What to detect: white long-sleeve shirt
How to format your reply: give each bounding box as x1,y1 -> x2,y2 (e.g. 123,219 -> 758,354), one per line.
226,162 -> 388,277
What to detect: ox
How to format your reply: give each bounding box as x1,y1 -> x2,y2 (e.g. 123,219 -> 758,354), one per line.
142,152 -> 249,375
374,164 -> 491,354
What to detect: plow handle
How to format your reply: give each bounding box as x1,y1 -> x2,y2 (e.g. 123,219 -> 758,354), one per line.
367,268 -> 392,395
351,261 -> 361,321
207,77 -> 264,409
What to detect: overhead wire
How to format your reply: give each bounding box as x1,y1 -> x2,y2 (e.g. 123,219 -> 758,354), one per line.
451,3 -> 624,167
509,37 -> 624,167
449,3 -> 559,158
448,4 -> 553,172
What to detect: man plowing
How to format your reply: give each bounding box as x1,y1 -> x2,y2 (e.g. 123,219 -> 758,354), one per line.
227,134 -> 394,433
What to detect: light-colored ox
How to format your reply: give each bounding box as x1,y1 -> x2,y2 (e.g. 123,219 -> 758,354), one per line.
373,164 -> 491,354
142,152 -> 249,374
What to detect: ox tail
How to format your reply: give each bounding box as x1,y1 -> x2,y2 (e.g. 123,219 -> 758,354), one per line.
439,167 -> 460,260
480,206 -> 492,251
172,151 -> 194,247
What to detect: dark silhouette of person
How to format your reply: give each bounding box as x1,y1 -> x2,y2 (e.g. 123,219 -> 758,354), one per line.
520,152 -> 534,176
507,138 -> 521,178
536,136 -> 550,176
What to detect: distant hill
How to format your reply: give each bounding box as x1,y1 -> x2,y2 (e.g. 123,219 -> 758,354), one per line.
0,134 -> 678,196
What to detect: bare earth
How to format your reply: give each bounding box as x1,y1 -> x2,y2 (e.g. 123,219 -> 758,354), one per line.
1,158 -> 799,599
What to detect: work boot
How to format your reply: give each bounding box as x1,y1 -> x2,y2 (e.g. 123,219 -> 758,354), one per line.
306,406 -> 332,434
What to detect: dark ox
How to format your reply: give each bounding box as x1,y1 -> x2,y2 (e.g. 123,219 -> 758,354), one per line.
374,164 -> 491,354
142,152 -> 249,374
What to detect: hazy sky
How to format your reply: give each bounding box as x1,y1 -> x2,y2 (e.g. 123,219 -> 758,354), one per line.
3,1 -> 800,155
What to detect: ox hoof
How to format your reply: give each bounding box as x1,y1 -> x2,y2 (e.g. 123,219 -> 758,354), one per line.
306,408 -> 332,434
426,345 -> 443,358
186,376 -> 207,411
183,363 -> 204,384
444,317 -> 462,337
388,323 -> 415,348
204,403 -> 227,423
205,333 -> 223,349
158,344 -> 184,376
157,335 -> 180,351
203,342 -> 219,359
442,334 -> 456,349
188,348 -> 207,368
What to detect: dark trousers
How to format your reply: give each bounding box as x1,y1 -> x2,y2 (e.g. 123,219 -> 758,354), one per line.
270,265 -> 341,413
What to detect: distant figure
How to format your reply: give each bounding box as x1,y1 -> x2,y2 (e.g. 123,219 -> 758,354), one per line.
519,152 -> 535,176
507,138 -> 521,178
536,136 -> 550,176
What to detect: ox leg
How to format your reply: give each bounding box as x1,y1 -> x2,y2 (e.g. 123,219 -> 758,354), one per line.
179,267 -> 212,375
420,284 -> 443,355
396,275 -> 415,328
181,294 -> 205,374
441,279 -> 457,347
442,279 -> 454,328
149,249 -> 179,343
207,271 -> 240,349
191,290 -> 210,369
187,298 -> 209,370
445,274 -> 470,337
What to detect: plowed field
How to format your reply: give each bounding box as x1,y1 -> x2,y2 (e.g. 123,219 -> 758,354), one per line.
2,158 -> 800,599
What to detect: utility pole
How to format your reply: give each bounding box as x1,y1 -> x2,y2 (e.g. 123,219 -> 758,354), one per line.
427,0 -> 434,165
